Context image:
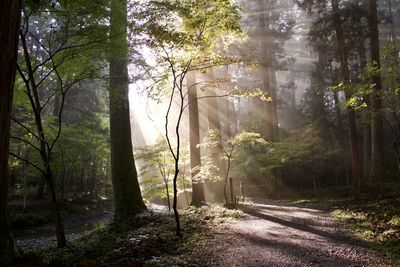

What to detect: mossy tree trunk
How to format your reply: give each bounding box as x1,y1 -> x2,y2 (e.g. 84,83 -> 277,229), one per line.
109,0 -> 146,223
0,0 -> 21,264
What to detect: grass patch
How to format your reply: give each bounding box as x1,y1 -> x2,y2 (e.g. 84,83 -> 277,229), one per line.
331,198 -> 400,265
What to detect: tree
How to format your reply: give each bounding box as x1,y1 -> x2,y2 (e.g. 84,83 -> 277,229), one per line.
12,0 -> 110,247
204,69 -> 226,201
136,0 -> 242,236
368,0 -> 385,181
0,0 -> 21,264
109,0 -> 146,224
200,130 -> 267,204
135,139 -> 174,212
331,0 -> 362,194
187,71 -> 205,206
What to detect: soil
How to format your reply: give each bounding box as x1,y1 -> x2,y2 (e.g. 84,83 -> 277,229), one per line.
207,202 -> 390,267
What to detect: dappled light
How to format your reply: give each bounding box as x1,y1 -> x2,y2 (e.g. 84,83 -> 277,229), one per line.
0,0 -> 399,266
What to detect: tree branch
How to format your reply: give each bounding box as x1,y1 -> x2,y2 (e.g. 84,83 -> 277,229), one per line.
8,152 -> 45,175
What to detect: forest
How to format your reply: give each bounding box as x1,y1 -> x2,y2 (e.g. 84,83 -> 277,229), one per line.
0,0 -> 399,266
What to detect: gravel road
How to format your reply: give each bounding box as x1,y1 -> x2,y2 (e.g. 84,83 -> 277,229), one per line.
209,202 -> 390,267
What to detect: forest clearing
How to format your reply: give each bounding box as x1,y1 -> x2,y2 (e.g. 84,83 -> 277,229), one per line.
1,0 -> 399,266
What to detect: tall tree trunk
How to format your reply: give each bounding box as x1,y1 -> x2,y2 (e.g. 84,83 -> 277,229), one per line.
36,174 -> 46,199
0,0 -> 21,264
368,0 -> 385,182
260,0 -> 279,142
60,145 -> 66,204
109,0 -> 145,222
206,69 -> 227,201
206,69 -> 226,175
187,71 -> 205,206
270,67 -> 279,141
358,44 -> 372,183
221,67 -> 232,138
263,66 -> 275,140
310,61 -> 331,146
331,0 -> 362,194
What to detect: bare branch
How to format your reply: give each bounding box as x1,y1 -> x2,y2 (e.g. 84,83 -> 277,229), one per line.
182,94 -> 230,112
11,116 -> 44,143
10,136 -> 41,153
8,152 -> 45,175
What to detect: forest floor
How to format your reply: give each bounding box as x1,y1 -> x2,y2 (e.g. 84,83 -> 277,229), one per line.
206,201 -> 393,267
11,194 -> 399,266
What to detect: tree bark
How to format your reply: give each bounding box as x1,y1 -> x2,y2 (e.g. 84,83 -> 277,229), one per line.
260,0 -> 279,142
187,71 -> 205,206
109,0 -> 146,223
368,0 -> 385,182
331,0 -> 362,194
0,0 -> 21,264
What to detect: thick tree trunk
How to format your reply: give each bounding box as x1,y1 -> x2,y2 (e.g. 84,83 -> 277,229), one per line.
187,71 -> 205,206
331,0 -> 362,194
109,0 -> 145,222
0,0 -> 21,264
368,0 -> 385,182
260,0 -> 279,142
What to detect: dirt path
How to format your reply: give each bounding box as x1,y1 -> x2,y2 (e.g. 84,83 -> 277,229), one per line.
209,202 -> 389,267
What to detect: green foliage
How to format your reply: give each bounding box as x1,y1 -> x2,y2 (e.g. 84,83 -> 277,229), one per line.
199,130 -> 267,200
135,139 -> 190,202
131,0 -> 242,100
229,125 -> 343,191
10,211 -> 54,229
332,203 -> 400,264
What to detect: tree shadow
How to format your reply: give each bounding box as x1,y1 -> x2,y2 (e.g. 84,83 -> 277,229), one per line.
242,206 -> 361,245
237,232 -> 371,267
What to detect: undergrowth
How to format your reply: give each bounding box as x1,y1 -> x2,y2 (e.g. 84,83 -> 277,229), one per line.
16,204 -> 243,267
332,198 -> 400,265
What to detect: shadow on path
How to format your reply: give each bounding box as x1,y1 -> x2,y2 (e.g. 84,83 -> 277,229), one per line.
242,205 -> 360,245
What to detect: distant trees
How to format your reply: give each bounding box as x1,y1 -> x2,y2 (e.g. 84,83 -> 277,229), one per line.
0,0 -> 21,264
297,0 -> 395,191
136,0 -> 242,235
